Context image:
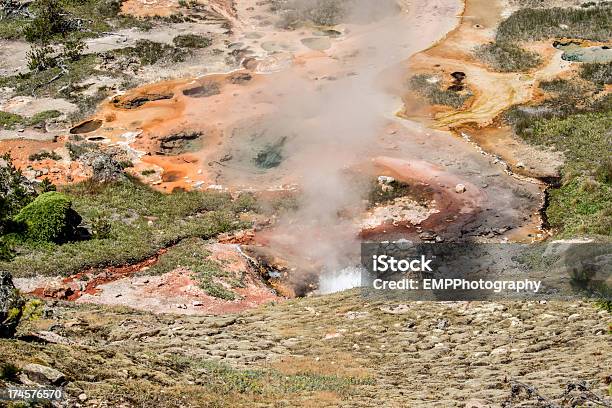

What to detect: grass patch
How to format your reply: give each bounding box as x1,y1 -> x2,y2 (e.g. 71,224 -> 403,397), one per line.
0,178 -> 256,277
147,237 -> 239,300
515,112 -> 611,176
28,150 -> 62,161
409,74 -> 473,109
510,111 -> 611,238
172,34 -> 212,49
496,5 -> 612,43
0,110 -> 62,130
0,111 -> 24,129
473,41 -> 542,72
0,0 -> 153,42
580,61 -> 612,86
0,338 -> 373,407
0,16 -> 27,40
547,176 -> 611,236
114,40 -> 189,66
0,54 -> 100,99
28,109 -> 62,126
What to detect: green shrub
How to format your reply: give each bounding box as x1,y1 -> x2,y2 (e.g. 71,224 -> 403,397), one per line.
28,150 -> 62,161
91,216 -> 112,239
13,191 -> 81,243
0,237 -> 14,261
24,0 -> 71,44
95,0 -> 122,17
26,45 -> 56,71
60,37 -> 86,62
474,41 -> 542,72
0,362 -> 20,382
0,153 -> 35,225
39,178 -> 57,193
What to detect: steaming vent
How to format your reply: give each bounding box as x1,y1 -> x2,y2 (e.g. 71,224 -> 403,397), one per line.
317,266 -> 365,294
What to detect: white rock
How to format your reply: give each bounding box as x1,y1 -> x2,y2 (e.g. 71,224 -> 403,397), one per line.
455,184 -> 466,193
377,175 -> 395,185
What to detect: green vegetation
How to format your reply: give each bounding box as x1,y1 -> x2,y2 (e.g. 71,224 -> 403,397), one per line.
547,176 -> 611,237
509,111 -> 611,238
409,74 -> 473,109
0,178 -> 257,277
496,5 -> 612,43
0,54 -> 101,99
473,41 -> 542,72
29,109 -> 62,125
0,0 -> 150,42
13,191 -> 80,243
140,169 -> 156,176
0,362 -> 20,382
66,141 -> 98,160
0,154 -> 35,231
0,110 -> 61,130
0,0 -> 153,118
0,111 -> 24,129
28,150 -> 62,161
172,34 -> 212,49
580,61 -> 612,86
0,335 -> 373,406
115,40 -> 189,66
24,0 -> 71,44
474,4 -> 611,72
20,299 -> 45,321
147,238 -> 238,300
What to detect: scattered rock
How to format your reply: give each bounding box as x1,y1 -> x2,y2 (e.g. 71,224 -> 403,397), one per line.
22,363 -> 66,386
377,175 -> 395,185
82,152 -> 125,183
28,330 -> 74,345
455,184 -> 466,193
436,319 -> 449,330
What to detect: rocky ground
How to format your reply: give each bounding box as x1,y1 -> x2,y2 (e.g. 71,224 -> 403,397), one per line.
1,290 -> 610,407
